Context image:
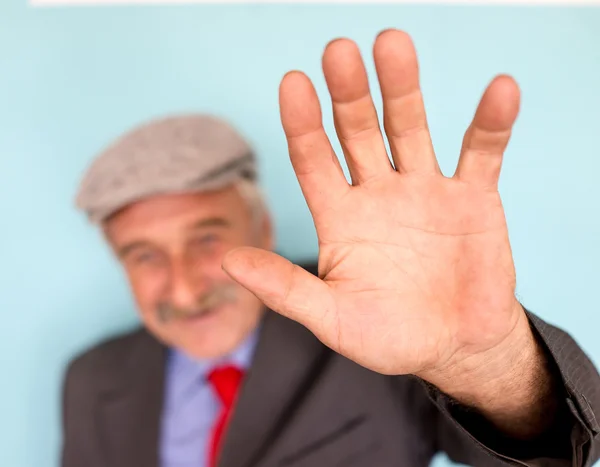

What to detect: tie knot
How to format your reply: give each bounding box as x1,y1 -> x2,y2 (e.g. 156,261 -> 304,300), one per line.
207,365 -> 244,407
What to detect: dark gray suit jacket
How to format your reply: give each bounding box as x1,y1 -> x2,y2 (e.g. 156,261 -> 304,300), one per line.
61,266 -> 600,467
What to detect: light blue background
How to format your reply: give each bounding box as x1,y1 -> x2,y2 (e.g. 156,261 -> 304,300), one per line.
0,2 -> 598,466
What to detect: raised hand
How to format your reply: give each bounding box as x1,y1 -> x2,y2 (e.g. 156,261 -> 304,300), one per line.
223,29 -> 526,387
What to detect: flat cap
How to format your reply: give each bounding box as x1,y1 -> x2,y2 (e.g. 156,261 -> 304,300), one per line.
75,114 -> 257,223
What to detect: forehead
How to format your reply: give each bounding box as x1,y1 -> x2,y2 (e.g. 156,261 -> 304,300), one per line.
104,187 -> 250,244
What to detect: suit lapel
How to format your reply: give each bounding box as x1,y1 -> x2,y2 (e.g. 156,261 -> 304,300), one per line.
218,311 -> 327,467
96,330 -> 167,467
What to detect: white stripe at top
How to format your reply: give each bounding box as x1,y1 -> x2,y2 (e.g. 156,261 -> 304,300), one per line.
28,0 -> 600,7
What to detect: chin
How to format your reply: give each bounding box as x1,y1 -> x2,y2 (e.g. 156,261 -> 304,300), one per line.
178,330 -> 248,360
175,318 -> 260,360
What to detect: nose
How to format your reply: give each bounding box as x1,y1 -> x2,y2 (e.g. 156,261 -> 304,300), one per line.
168,261 -> 200,310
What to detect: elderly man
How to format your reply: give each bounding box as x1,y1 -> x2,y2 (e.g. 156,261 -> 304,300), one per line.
62,30 -> 600,467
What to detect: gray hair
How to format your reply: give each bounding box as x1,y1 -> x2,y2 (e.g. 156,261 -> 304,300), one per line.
234,178 -> 268,235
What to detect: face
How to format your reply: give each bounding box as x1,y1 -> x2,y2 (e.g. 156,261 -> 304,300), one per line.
104,185 -> 273,359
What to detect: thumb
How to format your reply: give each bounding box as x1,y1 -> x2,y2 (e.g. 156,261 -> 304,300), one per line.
222,247 -> 334,338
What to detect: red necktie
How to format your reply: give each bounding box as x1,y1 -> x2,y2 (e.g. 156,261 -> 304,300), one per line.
207,365 -> 245,467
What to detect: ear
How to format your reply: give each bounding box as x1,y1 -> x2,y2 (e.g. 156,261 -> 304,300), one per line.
101,222 -> 113,247
259,211 -> 275,251
101,220 -> 120,259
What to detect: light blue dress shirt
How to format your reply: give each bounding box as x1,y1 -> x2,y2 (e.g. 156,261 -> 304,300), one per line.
160,330 -> 260,467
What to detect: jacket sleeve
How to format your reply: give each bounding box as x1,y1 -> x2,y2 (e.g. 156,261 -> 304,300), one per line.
427,309 -> 600,467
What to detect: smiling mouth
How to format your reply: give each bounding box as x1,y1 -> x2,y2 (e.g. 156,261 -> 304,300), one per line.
181,303 -> 221,321
156,286 -> 237,324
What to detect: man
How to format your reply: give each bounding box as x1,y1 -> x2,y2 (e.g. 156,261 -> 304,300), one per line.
62,30 -> 600,467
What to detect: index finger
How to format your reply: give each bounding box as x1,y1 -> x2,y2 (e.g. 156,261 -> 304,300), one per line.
279,71 -> 351,217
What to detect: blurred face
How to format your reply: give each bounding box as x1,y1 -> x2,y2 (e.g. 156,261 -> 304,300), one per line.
104,185 -> 273,359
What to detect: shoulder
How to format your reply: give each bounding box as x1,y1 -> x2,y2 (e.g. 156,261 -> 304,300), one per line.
63,327 -> 152,392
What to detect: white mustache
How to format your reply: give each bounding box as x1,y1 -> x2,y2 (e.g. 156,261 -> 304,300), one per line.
156,285 -> 237,323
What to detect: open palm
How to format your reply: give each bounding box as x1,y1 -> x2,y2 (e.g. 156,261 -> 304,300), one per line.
223,30 -> 524,380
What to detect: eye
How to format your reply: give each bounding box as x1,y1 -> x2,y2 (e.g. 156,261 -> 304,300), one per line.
193,234 -> 219,246
133,250 -> 161,265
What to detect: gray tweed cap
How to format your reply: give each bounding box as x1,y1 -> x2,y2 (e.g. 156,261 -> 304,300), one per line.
75,114 -> 257,224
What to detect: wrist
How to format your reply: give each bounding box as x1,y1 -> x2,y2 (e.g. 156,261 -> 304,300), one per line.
421,305 -> 563,438
422,303 -> 538,408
